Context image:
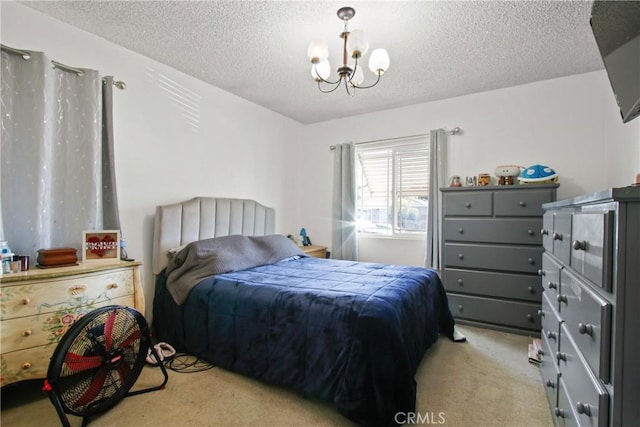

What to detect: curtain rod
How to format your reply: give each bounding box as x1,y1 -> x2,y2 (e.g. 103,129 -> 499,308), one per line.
329,127 -> 461,150
2,43 -> 126,89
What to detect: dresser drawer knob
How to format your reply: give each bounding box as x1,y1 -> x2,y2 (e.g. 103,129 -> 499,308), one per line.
464,202 -> 471,208
578,323 -> 594,336
527,229 -> 534,236
458,254 -> 464,260
527,314 -> 534,322
21,298 -> 30,305
557,294 -> 568,304
554,408 -> 565,418
552,232 -> 563,241
457,305 -> 463,312
457,279 -> 463,286
457,227 -> 464,234
519,201 -> 526,207
527,258 -> 535,265
541,229 -> 549,236
546,380 -> 556,389
548,281 -> 558,290
538,269 -> 545,276
572,240 -> 587,251
107,283 -> 119,289
21,362 -> 32,370
69,285 -> 86,295
547,331 -> 557,341
576,402 -> 592,416
527,286 -> 535,294
22,329 -> 32,337
556,352 -> 567,362
538,309 -> 545,317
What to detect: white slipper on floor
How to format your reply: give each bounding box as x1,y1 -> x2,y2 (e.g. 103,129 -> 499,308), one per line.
146,342 -> 176,365
452,328 -> 467,342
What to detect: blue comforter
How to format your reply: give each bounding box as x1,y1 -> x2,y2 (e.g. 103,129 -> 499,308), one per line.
153,256 -> 455,426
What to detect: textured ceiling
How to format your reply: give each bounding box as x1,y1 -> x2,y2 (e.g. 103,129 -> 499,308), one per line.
19,1 -> 603,124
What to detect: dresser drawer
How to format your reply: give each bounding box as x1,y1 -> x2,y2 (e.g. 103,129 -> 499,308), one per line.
443,268 -> 541,302
1,294 -> 134,354
570,211 -> 613,292
494,189 -> 555,217
540,292 -> 561,355
552,211 -> 572,265
0,344 -> 54,386
557,329 -> 609,427
445,243 -> 542,273
540,331 -> 560,409
1,268 -> 134,320
559,269 -> 611,382
448,294 -> 540,330
540,253 -> 562,304
542,211 -> 554,252
444,218 -> 542,244
443,192 -> 492,216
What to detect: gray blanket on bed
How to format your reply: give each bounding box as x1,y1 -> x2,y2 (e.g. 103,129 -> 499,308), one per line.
164,234 -> 305,305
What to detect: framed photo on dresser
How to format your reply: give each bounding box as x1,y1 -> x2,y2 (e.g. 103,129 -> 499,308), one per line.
82,230 -> 120,262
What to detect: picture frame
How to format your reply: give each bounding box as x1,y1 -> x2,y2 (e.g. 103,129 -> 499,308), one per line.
82,230 -> 120,262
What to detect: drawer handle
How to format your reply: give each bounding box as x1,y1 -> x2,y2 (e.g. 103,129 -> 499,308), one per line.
69,285 -> 86,295
107,283 -> 119,289
527,314 -> 534,322
538,309 -> 545,318
556,352 -> 567,362
22,329 -> 32,337
458,254 -> 464,260
21,297 -> 30,305
457,305 -> 464,312
527,286 -> 535,294
546,380 -> 555,389
576,402 -> 592,417
557,294 -> 567,304
552,232 -> 563,241
527,258 -> 535,265
538,269 -> 545,276
554,408 -> 565,418
547,281 -> 557,290
21,362 -> 32,370
527,229 -> 534,236
519,201 -> 526,207
578,323 -> 594,336
457,279 -> 463,286
541,229 -> 549,236
547,331 -> 557,341
457,227 -> 464,234
464,202 -> 471,208
572,240 -> 587,251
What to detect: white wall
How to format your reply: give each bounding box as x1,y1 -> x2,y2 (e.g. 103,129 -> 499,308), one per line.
1,2 -> 303,317
293,72 -> 640,266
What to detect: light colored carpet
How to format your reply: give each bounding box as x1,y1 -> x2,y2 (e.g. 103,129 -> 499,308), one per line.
1,325 -> 552,426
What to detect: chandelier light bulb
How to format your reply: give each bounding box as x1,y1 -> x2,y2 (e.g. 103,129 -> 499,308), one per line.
307,39 -> 329,64
346,29 -> 369,58
351,66 -> 364,86
368,48 -> 390,75
312,60 -> 331,81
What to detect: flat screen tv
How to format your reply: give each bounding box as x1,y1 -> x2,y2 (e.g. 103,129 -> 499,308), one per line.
590,1 -> 640,123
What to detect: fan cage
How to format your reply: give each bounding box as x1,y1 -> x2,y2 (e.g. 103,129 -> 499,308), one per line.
47,306 -> 151,417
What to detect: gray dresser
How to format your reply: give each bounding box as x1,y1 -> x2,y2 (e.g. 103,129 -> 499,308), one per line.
441,184 -> 558,335
538,186 -> 640,427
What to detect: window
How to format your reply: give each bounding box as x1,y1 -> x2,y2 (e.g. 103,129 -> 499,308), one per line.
355,137 -> 429,237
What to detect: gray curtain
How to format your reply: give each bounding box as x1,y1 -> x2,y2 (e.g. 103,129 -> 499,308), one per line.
101,76 -> 121,231
1,49 -> 118,260
426,129 -> 447,270
331,143 -> 357,260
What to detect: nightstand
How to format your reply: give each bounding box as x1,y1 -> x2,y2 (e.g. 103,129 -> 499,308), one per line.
301,245 -> 328,258
0,260 -> 143,386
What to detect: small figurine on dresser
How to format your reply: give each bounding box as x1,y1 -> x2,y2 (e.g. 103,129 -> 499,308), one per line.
494,165 -> 523,185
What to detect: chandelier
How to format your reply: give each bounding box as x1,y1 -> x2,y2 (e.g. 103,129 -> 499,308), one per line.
307,6 -> 390,94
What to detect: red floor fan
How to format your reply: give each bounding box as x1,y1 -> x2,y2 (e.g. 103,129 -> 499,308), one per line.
43,305 -> 168,427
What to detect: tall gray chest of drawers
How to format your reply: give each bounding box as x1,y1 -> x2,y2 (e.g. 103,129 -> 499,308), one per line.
538,186 -> 640,427
441,184 -> 558,335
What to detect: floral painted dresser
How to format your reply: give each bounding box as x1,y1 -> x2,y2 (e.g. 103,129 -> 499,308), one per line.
0,260 -> 143,386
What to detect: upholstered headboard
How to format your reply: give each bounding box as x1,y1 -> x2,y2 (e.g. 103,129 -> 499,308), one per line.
152,197 -> 275,274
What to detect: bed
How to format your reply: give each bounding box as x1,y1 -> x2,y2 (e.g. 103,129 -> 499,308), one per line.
152,197 -> 458,426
